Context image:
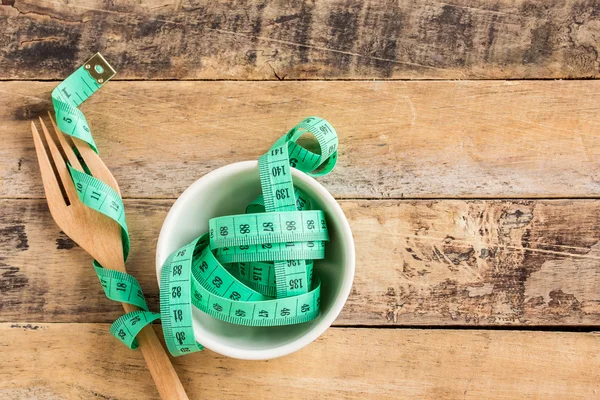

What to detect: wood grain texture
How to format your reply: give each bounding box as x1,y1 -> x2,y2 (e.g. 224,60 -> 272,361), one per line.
3,80 -> 600,199
1,323 -> 599,399
1,0 -> 600,80
4,199 -> 600,326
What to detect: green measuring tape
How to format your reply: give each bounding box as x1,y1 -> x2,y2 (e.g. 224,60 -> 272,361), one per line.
54,54 -> 339,356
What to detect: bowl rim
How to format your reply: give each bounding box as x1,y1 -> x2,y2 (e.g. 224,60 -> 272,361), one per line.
155,160 -> 355,360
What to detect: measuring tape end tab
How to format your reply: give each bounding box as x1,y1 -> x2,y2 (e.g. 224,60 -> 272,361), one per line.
84,53 -> 116,85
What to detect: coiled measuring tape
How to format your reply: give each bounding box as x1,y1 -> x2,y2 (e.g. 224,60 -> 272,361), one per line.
54,54 -> 339,356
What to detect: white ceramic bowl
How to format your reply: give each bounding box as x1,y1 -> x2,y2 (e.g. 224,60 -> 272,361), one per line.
156,161 -> 355,360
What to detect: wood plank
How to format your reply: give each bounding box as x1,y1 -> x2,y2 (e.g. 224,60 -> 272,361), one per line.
3,199 -> 600,326
1,323 -> 599,399
3,80 -> 600,199
2,0 -> 600,80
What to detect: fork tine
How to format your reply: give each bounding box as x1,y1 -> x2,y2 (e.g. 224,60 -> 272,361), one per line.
47,111 -> 84,171
38,117 -> 79,204
31,121 -> 67,208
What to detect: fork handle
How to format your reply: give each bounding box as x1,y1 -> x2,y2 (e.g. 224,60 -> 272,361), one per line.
136,325 -> 189,400
123,303 -> 189,400
96,231 -> 188,398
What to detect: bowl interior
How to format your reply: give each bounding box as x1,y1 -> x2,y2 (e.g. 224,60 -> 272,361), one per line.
156,161 -> 354,359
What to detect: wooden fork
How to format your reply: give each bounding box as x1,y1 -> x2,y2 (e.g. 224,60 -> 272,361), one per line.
31,114 -> 189,400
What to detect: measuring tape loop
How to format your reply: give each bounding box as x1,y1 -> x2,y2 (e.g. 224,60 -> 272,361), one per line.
191,237 -> 269,301
53,55 -> 338,355
214,241 -> 326,263
191,280 -> 321,327
224,261 -> 314,298
209,210 -> 329,248
110,311 -> 161,350
273,116 -> 339,177
94,261 -> 148,310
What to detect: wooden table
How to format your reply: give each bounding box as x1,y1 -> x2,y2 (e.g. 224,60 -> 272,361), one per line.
2,1 -> 600,399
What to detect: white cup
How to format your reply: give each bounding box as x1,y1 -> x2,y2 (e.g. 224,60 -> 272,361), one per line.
155,161 -> 355,360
